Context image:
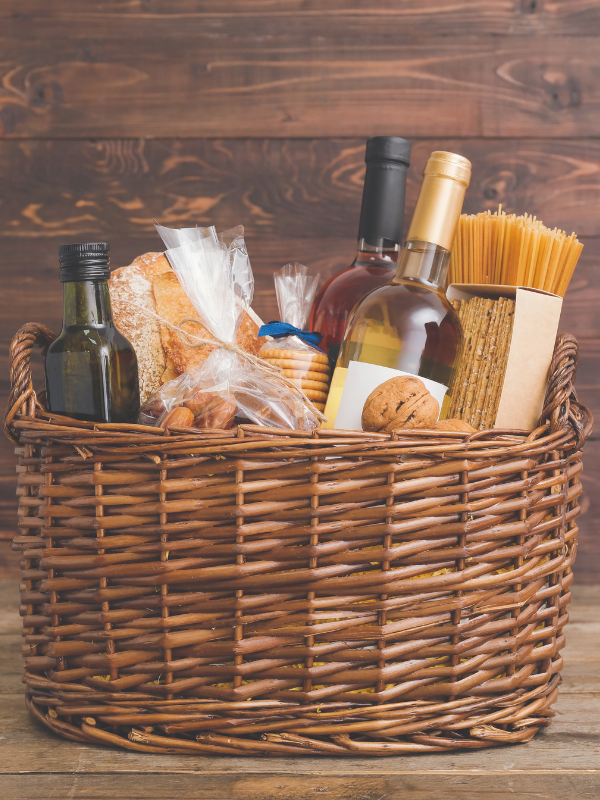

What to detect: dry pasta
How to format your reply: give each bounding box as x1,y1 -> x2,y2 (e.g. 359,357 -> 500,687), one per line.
449,207 -> 583,296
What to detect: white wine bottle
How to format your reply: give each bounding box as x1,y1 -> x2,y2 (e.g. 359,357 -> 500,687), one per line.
323,151 -> 471,430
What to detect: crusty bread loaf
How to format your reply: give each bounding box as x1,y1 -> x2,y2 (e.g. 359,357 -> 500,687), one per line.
109,253 -> 169,403
109,252 -> 264,403
152,270 -> 217,384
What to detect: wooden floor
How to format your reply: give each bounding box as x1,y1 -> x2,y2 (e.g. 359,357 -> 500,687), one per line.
1,581 -> 598,800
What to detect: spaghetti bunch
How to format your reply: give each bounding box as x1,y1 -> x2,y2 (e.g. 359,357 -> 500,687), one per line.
448,207 -> 583,296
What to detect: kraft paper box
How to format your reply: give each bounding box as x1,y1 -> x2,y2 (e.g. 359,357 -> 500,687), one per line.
447,284 -> 563,431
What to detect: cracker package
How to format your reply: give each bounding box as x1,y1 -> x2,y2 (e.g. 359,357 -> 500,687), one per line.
447,284 -> 562,430
258,263 -> 332,414
138,225 -> 322,431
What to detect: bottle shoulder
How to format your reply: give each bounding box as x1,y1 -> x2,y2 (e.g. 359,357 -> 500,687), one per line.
47,324 -> 136,356
351,281 -> 453,320
321,263 -> 394,290
312,265 -> 394,313
47,328 -> 101,355
342,283 -> 462,365
111,325 -> 137,354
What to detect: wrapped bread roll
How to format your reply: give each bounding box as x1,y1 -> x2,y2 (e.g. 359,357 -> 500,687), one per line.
109,232 -> 265,403
137,225 -> 320,432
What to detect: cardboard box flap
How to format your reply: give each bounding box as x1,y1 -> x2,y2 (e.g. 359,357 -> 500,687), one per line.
447,283 -> 559,302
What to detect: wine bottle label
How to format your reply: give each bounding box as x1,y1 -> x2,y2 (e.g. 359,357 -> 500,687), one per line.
333,361 -> 448,431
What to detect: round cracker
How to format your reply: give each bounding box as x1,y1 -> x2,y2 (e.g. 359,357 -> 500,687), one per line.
264,357 -> 331,375
312,401 -> 326,411
260,347 -> 330,365
288,378 -> 330,392
282,368 -> 332,384
301,388 -> 328,402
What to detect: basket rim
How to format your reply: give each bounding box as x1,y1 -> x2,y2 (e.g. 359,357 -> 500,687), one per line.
5,323 -> 594,450
8,408 -> 583,463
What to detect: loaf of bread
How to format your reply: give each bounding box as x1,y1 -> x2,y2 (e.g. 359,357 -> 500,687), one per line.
109,252 -> 264,403
109,253 -> 168,404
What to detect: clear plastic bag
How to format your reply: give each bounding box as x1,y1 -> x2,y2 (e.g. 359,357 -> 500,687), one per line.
259,263 -> 331,414
139,226 -> 320,431
154,223 -> 253,344
259,263 -> 321,354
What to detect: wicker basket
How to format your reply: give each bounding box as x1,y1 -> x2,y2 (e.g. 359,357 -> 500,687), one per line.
5,322 -> 593,756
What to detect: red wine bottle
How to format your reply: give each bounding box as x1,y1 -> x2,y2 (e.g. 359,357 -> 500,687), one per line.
309,136 -> 411,362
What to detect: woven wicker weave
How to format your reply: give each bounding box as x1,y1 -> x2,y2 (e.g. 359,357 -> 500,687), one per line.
5,323 -> 593,756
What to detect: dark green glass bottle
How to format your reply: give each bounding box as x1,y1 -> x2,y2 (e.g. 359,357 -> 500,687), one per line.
45,242 -> 140,423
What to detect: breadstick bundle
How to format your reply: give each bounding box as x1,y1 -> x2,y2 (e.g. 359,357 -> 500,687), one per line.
138,225 -> 321,431
258,263 -> 332,414
448,296 -> 515,429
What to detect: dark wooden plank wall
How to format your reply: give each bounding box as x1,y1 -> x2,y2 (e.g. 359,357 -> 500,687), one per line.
0,1 -> 598,580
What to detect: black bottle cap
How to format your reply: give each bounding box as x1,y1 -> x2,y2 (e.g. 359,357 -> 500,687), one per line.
365,136 -> 411,167
358,136 -> 412,246
58,242 -> 110,282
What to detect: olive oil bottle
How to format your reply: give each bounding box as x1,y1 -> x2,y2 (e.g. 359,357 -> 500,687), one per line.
45,242 -> 140,423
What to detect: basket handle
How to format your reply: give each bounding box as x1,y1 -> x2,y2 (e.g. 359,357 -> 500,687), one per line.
5,322 -> 56,443
542,333 -> 593,448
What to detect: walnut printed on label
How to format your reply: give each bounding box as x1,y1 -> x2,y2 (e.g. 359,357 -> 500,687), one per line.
362,375 -> 439,433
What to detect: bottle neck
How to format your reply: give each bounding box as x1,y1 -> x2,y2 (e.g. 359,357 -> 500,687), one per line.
353,237 -> 399,268
358,158 -> 408,247
62,280 -> 113,328
390,239 -> 451,291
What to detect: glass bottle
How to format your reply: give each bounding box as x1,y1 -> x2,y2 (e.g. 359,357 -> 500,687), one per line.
45,243 -> 140,423
323,151 -> 471,430
310,136 -> 411,362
